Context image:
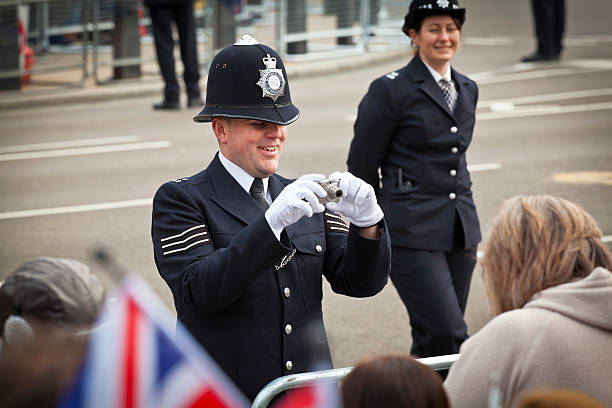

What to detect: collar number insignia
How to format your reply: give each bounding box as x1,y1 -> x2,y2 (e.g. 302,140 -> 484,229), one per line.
436,0 -> 450,7
256,54 -> 286,102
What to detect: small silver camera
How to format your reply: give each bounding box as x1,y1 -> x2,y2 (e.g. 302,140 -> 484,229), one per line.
317,179 -> 343,204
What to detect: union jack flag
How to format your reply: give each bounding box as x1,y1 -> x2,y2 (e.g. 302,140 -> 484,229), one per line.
59,276 -> 249,408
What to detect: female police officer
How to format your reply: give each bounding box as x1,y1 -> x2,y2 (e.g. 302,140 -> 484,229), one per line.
347,0 -> 481,360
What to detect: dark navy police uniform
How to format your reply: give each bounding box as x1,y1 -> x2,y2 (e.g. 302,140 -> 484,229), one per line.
347,54 -> 481,358
152,155 -> 390,401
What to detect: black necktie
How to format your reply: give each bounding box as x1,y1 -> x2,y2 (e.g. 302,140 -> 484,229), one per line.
250,178 -> 269,212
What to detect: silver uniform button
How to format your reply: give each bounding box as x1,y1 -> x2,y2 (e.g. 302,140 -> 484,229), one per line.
450,126 -> 458,133
449,193 -> 457,200
450,169 -> 457,177
315,244 -> 323,253
284,287 -> 291,298
285,324 -> 292,335
451,147 -> 459,154
285,360 -> 293,371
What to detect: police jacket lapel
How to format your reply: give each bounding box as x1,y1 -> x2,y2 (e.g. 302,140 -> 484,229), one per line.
410,57 -> 455,118
208,155 -> 264,225
451,70 -> 472,121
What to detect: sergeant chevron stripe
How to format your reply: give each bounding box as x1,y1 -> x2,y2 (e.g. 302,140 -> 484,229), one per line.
324,212 -> 349,233
161,225 -> 210,256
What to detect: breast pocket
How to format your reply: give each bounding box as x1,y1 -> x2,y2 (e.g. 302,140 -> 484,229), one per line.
293,232 -> 326,313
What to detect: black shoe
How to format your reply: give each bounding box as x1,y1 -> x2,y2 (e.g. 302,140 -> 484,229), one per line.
521,52 -> 559,63
187,97 -> 204,108
153,100 -> 180,110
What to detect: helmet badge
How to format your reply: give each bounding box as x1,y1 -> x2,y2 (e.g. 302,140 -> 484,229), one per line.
436,0 -> 450,8
256,54 -> 286,102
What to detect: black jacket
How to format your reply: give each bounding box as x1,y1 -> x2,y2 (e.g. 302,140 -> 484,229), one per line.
348,56 -> 481,251
151,154 -> 390,401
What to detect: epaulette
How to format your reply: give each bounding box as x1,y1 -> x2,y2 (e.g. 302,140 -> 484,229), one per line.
385,71 -> 399,80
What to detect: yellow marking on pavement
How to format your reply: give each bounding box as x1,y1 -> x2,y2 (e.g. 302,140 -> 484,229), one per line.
552,171 -> 612,186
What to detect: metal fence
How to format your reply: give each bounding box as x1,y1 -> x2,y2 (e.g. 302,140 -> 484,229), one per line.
251,353 -> 459,408
0,0 -> 409,93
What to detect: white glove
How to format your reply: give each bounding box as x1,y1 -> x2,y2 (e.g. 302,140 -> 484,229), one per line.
265,174 -> 327,239
325,171 -> 384,227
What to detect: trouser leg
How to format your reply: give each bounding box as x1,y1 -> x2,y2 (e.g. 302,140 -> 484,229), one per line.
390,246 -> 471,358
553,0 -> 565,56
149,5 -> 179,102
174,2 -> 201,99
531,0 -> 555,57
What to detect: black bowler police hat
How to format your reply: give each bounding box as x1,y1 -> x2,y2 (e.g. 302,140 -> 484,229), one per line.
402,0 -> 466,36
194,35 -> 299,126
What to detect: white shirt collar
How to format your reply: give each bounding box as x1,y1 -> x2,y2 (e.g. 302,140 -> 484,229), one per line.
421,59 -> 452,83
218,151 -> 269,198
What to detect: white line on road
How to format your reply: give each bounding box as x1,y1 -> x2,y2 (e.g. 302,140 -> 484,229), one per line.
0,198 -> 153,220
468,163 -> 502,172
0,141 -> 172,162
478,88 -> 612,110
0,136 -> 141,154
477,102 -> 612,121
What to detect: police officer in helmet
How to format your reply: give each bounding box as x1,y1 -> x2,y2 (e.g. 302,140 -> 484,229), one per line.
151,35 -> 391,401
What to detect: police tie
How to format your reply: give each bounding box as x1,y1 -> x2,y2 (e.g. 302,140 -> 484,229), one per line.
250,178 -> 269,212
439,78 -> 457,112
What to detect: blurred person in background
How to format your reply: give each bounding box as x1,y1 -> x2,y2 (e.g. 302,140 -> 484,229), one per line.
0,257 -> 104,406
347,0 -> 480,364
0,256 -> 105,352
341,354 -> 449,408
445,195 -> 612,407
521,0 -> 565,62
145,0 -> 203,110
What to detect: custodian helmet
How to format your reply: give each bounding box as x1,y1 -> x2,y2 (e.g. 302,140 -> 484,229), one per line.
194,35 -> 299,126
402,0 -> 466,36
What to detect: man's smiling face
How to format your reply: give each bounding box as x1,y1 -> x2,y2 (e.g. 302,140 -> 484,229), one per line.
214,117 -> 287,178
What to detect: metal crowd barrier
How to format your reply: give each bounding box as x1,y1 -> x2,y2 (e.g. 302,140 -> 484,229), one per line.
251,353 -> 460,408
275,0 -> 408,60
0,0 -> 88,89
0,0 -> 409,93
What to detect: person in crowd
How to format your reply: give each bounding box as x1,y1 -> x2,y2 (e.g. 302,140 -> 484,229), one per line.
445,195 -> 612,407
512,388 -> 607,408
145,0 -> 203,110
0,256 -> 105,352
0,336 -> 88,408
151,35 -> 391,401
347,0 -> 480,361
341,354 -> 450,408
521,0 -> 565,62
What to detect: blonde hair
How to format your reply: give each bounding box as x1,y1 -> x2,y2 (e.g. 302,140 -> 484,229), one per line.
482,195 -> 612,315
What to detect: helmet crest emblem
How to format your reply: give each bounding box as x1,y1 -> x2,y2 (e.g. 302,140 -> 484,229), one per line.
256,54 -> 286,102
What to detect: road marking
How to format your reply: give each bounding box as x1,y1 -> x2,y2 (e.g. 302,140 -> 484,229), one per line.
0,136 -> 141,154
0,198 -> 153,220
471,59 -> 612,85
477,101 -> 612,121
0,141 -> 172,162
552,171 -> 612,186
468,163 -> 502,172
463,36 -> 514,46
478,87 -> 612,110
